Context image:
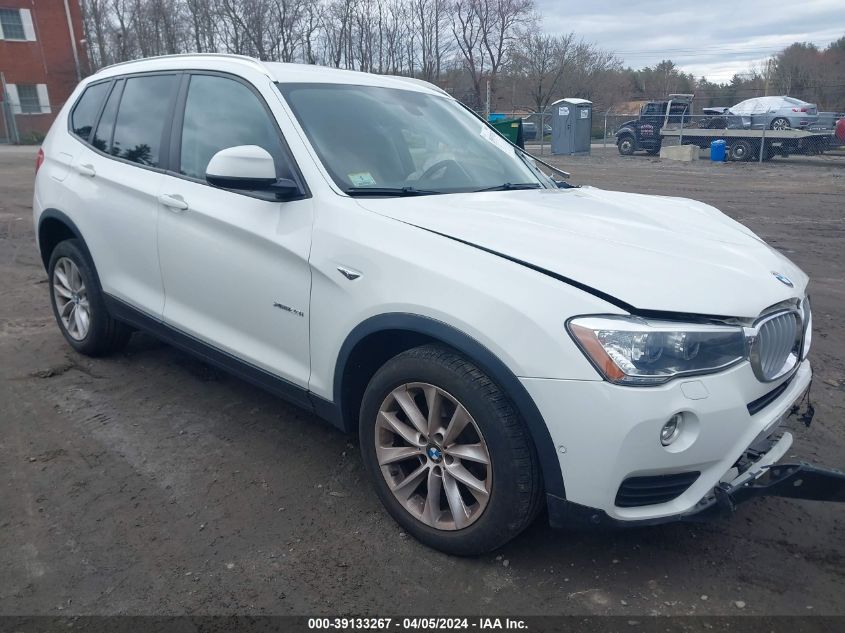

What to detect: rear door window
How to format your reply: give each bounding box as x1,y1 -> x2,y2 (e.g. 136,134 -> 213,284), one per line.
111,74 -> 179,168
70,82 -> 110,141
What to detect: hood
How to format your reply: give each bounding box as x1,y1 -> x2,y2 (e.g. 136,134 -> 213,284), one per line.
355,186 -> 807,318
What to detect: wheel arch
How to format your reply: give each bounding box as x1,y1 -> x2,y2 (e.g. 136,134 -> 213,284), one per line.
37,209 -> 88,271
616,127 -> 636,144
332,313 -> 566,498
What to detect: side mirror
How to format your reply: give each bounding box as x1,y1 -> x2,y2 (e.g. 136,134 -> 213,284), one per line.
206,145 -> 301,200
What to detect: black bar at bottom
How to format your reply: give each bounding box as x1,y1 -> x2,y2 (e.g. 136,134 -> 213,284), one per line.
1,616 -> 843,633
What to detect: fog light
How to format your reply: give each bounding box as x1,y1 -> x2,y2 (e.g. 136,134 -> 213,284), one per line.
661,414 -> 683,446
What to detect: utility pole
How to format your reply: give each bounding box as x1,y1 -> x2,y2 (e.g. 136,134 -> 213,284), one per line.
763,58 -> 772,97
63,0 -> 82,81
484,79 -> 491,120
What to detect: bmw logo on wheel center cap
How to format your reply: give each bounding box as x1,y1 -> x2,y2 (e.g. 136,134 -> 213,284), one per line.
771,271 -> 793,287
426,445 -> 443,462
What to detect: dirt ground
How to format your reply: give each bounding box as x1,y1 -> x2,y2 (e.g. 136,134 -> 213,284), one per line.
1,144 -> 844,617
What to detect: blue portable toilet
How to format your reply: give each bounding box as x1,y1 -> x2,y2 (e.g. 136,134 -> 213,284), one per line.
710,139 -> 726,162
551,98 -> 592,155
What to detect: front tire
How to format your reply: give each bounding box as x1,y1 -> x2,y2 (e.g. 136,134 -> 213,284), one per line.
617,135 -> 635,156
359,345 -> 542,555
48,239 -> 132,356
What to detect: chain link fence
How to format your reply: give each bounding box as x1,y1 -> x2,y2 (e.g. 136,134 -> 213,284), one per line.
0,100 -> 58,145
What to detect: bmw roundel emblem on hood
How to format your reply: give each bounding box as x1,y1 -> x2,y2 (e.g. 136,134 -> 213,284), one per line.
772,271 -> 794,287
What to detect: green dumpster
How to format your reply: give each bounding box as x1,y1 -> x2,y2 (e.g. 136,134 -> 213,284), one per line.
489,118 -> 524,149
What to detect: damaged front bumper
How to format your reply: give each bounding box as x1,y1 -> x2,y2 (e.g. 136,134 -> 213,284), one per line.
549,399 -> 845,529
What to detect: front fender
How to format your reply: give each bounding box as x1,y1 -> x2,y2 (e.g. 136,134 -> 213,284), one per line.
616,126 -> 637,145
333,312 -> 567,499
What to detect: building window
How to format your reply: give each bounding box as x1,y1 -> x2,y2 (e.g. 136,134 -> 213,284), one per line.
0,8 -> 24,39
16,84 -> 41,113
5,83 -> 51,115
0,7 -> 35,41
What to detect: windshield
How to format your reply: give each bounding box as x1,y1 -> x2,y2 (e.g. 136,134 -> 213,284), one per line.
276,83 -> 543,195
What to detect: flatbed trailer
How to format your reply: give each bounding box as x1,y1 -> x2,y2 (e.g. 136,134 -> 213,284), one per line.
616,94 -> 838,161
660,126 -> 836,161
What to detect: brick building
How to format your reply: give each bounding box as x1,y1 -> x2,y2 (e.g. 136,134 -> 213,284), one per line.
0,0 -> 86,142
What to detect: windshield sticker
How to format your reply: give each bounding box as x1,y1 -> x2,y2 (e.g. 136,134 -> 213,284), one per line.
480,126 -> 513,155
348,172 -> 377,187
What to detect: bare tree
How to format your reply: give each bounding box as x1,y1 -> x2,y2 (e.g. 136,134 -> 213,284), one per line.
300,1 -> 322,64
478,0 -> 531,97
412,0 -> 449,80
450,0 -> 484,106
81,0 -> 111,68
516,30 -> 573,113
451,0 -> 532,108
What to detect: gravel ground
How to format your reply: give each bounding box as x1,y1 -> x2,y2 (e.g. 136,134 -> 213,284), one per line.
1,144 -> 844,617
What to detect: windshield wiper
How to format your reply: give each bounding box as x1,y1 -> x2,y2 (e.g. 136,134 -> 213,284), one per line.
344,186 -> 442,197
473,182 -> 543,192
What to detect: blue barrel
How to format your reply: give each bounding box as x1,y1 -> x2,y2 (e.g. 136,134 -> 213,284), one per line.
710,139 -> 727,162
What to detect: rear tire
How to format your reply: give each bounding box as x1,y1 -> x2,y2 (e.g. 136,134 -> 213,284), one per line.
359,345 -> 543,555
770,117 -> 790,130
48,239 -> 132,356
729,139 -> 753,161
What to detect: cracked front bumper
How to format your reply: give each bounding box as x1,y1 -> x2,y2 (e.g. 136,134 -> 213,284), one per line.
521,358 -> 844,528
545,379 -> 845,529
548,457 -> 845,530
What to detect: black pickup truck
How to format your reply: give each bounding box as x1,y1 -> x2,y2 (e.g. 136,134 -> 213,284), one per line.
615,95 -> 693,156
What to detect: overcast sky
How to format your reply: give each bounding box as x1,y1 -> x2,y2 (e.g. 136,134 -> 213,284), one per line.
537,0 -> 845,82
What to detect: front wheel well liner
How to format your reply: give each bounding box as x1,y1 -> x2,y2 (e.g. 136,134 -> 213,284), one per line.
333,313 -> 566,499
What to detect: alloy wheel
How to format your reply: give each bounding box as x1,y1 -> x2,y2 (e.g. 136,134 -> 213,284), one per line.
53,257 -> 90,340
375,382 -> 492,530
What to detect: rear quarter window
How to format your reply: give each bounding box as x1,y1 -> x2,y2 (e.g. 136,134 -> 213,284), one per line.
92,80 -> 123,154
70,82 -> 110,141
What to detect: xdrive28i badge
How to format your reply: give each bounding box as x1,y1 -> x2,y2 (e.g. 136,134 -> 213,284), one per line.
772,271 -> 794,287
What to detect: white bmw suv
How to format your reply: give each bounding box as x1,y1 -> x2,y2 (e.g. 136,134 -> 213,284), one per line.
34,54 -> 814,555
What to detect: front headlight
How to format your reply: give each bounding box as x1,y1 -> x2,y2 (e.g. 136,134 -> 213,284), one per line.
567,315 -> 747,386
801,297 -> 812,360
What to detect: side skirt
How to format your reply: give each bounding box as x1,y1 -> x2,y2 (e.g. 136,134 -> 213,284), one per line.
104,295 -> 342,428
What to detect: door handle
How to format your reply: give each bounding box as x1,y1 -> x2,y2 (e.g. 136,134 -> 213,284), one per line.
158,194 -> 189,212
75,163 -> 96,177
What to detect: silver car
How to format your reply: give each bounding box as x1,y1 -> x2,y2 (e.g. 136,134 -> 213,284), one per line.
729,96 -> 818,130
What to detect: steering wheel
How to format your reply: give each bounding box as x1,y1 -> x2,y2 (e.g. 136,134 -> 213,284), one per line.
419,159 -> 466,183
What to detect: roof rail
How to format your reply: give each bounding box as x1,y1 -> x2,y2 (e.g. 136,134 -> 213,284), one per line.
97,53 -> 271,77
